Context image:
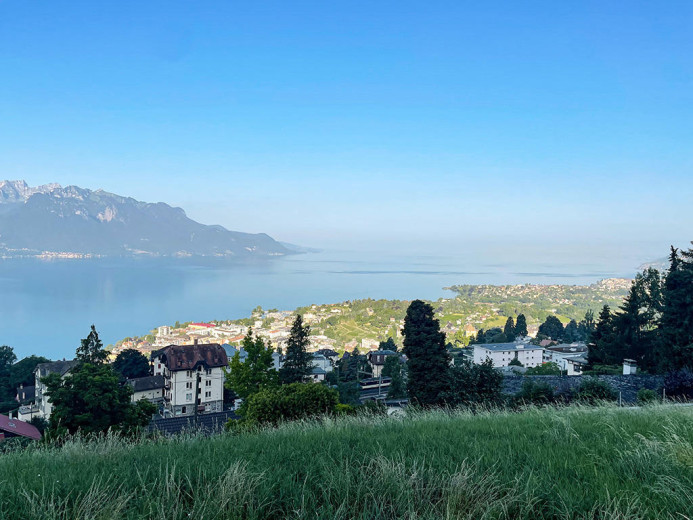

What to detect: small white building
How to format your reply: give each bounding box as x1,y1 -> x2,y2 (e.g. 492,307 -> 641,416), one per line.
127,375 -> 166,404
152,343 -> 228,417
473,343 -> 544,368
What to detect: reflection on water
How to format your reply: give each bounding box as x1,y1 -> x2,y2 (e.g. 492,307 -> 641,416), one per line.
0,250 -> 636,358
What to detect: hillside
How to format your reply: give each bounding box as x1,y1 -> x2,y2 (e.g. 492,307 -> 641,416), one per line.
0,180 -> 289,258
1,406 -> 691,519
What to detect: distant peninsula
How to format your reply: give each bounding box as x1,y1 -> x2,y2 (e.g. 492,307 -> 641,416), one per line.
0,180 -> 290,259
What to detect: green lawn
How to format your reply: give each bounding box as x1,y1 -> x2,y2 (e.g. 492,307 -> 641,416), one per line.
1,405 -> 692,519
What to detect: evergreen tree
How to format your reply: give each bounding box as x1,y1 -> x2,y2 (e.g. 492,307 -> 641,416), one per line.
378,337 -> 397,352
113,349 -> 151,380
225,329 -> 278,400
538,316 -> 564,341
589,305 -> 616,366
383,356 -> 407,399
563,319 -> 579,342
76,325 -> 108,364
473,329 -> 486,344
658,246 -> 693,371
578,310 -> 596,342
279,315 -> 313,384
503,317 -> 516,342
402,300 -> 450,406
0,346 -> 17,410
515,314 -> 528,337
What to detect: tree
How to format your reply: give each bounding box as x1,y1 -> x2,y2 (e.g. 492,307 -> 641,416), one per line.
75,325 -> 108,364
382,355 -> 406,399
442,359 -> 503,407
225,329 -> 278,400
503,317 -> 516,342
9,355 -> 50,388
43,362 -> 152,436
113,349 -> 150,380
538,316 -> 564,341
402,300 -> 450,406
378,337 -> 397,352
589,305 -> 616,366
279,315 -> 313,384
238,382 -> 339,427
508,358 -> 523,367
472,329 -> 486,344
0,346 -> 18,411
563,319 -> 579,342
577,310 -> 595,342
515,314 -> 528,337
525,362 -> 562,375
658,246 -> 693,371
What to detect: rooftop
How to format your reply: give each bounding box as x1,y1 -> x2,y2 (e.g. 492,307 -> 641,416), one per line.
127,375 -> 165,393
0,414 -> 41,440
474,343 -> 544,352
152,344 -> 228,371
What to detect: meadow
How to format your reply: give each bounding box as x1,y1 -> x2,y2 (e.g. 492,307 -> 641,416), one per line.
1,405 -> 692,519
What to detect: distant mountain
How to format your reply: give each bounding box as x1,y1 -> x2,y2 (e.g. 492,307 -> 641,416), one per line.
0,180 -> 290,258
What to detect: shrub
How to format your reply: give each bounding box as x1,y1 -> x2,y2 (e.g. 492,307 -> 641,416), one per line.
515,380 -> 555,405
238,382 -> 339,427
664,369 -> 693,400
525,362 -> 561,376
576,378 -> 617,404
637,388 -> 658,405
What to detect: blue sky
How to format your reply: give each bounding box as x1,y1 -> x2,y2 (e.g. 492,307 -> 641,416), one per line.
0,1 -> 691,256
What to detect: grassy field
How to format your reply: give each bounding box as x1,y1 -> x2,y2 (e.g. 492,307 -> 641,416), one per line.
1,405 -> 692,519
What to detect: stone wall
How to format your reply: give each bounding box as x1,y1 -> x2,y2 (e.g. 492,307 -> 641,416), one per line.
502,374 -> 664,403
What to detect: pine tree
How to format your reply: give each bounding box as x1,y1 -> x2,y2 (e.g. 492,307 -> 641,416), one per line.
75,325 -> 108,364
658,246 -> 693,371
515,314 -> 528,337
589,305 -> 615,366
279,315 -> 313,384
578,310 -> 596,342
564,319 -> 579,342
503,317 -> 515,342
402,300 -> 450,406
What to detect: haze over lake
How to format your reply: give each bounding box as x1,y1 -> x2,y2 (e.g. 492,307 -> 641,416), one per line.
1,245 -> 649,359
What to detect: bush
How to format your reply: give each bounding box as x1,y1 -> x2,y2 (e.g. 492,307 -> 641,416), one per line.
525,362 -> 561,376
576,378 -> 617,404
515,380 -> 555,406
238,382 -> 339,427
637,388 -> 658,405
664,369 -> 693,400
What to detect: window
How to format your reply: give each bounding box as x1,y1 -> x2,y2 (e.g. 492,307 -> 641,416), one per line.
186,370 -> 193,378
205,380 -> 211,387
181,406 -> 187,414
205,368 -> 212,375
186,393 -> 193,401
205,391 -> 211,398
186,382 -> 193,389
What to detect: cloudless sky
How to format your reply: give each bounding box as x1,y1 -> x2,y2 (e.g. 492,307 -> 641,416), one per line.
0,1 -> 691,257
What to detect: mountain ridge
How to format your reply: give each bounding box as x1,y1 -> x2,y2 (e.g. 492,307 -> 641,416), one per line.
0,180 -> 290,258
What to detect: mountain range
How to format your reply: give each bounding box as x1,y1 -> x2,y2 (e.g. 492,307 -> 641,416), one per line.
0,180 -> 290,258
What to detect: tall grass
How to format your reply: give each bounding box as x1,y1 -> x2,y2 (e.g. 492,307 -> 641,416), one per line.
1,404 -> 692,519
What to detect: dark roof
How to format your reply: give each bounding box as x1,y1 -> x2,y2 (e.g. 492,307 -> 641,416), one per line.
127,375 -> 165,393
15,385 -> 35,403
151,344 -> 228,371
315,348 -> 338,358
34,360 -> 78,378
149,410 -> 239,436
0,414 -> 41,440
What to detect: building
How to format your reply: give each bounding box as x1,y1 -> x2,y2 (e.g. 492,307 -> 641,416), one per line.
127,375 -> 166,405
223,345 -> 282,370
151,343 -> 228,417
473,343 -> 544,368
0,414 -> 41,442
310,366 -> 327,382
367,350 -> 398,378
311,353 -> 333,373
33,360 -> 79,419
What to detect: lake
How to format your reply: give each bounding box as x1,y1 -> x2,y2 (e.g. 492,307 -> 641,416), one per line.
0,247 -> 640,359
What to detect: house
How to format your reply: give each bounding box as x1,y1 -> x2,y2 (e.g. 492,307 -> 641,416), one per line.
312,353 -> 333,373
223,345 -> 282,370
0,414 -> 41,442
34,360 -> 79,419
314,349 -> 339,363
473,343 -> 544,368
15,384 -> 35,405
310,366 -> 327,383
151,343 -> 228,417
127,375 -> 166,405
544,343 -> 588,375
367,350 -> 398,378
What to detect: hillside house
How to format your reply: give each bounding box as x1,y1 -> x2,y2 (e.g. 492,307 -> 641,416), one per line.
152,343 -> 228,417
367,350 -> 398,378
0,414 -> 41,442
34,360 -> 79,419
473,343 -> 544,368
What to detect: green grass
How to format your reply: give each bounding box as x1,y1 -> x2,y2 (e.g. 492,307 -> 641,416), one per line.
1,405 -> 692,519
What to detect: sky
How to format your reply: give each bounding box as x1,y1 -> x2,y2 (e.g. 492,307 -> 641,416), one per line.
0,1 -> 691,257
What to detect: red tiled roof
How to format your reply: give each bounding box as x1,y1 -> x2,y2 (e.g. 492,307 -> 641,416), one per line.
0,414 -> 41,440
190,322 -> 214,328
152,344 -> 228,371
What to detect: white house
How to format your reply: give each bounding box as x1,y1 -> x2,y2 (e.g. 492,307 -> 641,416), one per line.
127,375 -> 166,405
33,360 -> 79,420
473,343 -> 544,368
151,343 -> 228,417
